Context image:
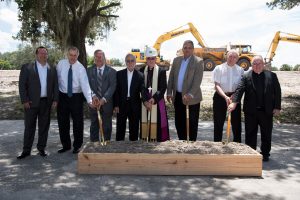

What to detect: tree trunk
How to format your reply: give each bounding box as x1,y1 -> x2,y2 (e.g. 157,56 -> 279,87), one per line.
68,21 -> 88,68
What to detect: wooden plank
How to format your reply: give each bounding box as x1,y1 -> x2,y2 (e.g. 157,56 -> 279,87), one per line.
78,152 -> 262,176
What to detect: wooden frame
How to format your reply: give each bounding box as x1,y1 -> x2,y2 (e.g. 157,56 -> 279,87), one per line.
78,142 -> 262,176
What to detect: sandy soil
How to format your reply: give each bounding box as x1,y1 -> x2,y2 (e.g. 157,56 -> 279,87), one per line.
82,140 -> 256,154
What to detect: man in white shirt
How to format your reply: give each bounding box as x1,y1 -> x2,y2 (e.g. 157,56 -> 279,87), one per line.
56,46 -> 93,154
18,46 -> 58,159
212,50 -> 244,142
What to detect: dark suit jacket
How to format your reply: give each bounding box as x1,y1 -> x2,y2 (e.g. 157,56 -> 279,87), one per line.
232,70 -> 281,115
19,62 -> 59,108
140,66 -> 167,103
114,68 -> 148,112
87,65 -> 116,114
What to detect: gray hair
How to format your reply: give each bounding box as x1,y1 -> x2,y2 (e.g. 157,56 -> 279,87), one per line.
227,49 -> 239,57
68,46 -> 79,56
94,49 -> 106,62
183,40 -> 194,48
125,53 -> 136,61
251,55 -> 264,65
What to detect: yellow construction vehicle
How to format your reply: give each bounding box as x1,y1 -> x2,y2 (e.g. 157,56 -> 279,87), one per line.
265,31 -> 300,68
131,22 -> 256,71
131,23 -> 206,70
171,23 -> 256,70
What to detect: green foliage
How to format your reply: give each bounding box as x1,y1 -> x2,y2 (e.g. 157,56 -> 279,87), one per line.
280,64 -> 292,71
270,66 -> 278,71
0,45 -> 64,69
267,0 -> 300,10
109,58 -> 123,66
0,59 -> 12,70
293,64 -> 300,71
13,0 -> 122,66
87,56 -> 95,67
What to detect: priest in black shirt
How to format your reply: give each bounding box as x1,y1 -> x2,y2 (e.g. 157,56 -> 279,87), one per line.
228,55 -> 281,162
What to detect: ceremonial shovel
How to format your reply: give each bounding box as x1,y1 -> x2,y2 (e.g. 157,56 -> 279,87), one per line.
222,112 -> 231,145
186,104 -> 190,143
97,108 -> 106,146
146,110 -> 151,142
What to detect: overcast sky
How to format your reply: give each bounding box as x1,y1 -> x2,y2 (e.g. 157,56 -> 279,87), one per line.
1,0 -> 300,67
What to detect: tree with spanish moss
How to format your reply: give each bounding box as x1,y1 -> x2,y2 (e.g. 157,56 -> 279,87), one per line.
11,0 -> 121,67
267,0 -> 300,10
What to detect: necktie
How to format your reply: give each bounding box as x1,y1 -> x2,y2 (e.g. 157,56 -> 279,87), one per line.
97,68 -> 102,97
67,65 -> 73,97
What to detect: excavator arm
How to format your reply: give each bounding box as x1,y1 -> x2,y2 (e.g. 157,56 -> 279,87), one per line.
153,22 -> 207,56
265,31 -> 300,64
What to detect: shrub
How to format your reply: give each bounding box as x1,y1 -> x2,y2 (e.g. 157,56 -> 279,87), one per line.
280,64 -> 292,71
0,59 -> 12,70
293,64 -> 300,71
270,66 -> 278,71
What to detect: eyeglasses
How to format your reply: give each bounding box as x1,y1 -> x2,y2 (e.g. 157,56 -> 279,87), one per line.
252,62 -> 263,65
147,57 -> 156,60
126,59 -> 135,63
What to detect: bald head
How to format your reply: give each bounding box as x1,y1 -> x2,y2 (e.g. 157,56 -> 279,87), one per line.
251,55 -> 264,74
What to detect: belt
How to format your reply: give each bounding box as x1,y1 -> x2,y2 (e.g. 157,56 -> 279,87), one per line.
256,107 -> 265,111
40,97 -> 47,100
225,92 -> 234,96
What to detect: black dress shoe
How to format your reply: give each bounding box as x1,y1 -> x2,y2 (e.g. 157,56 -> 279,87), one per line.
17,152 -> 30,159
38,150 -> 48,157
57,148 -> 71,153
72,148 -> 80,154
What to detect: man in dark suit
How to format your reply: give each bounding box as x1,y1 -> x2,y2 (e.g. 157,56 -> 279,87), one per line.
18,46 -> 58,159
228,55 -> 281,162
87,49 -> 116,142
167,40 -> 204,141
114,53 -> 148,141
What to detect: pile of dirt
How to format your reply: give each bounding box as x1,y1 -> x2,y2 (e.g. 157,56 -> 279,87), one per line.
82,140 -> 257,154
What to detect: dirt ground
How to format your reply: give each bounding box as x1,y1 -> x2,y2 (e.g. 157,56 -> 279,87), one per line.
0,70 -> 299,123
83,140 -> 256,154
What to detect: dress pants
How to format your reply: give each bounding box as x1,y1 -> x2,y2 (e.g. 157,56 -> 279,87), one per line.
213,92 -> 242,142
89,107 -> 112,142
116,99 -> 140,141
57,92 -> 84,149
245,110 -> 273,158
23,98 -> 51,153
174,92 -> 200,141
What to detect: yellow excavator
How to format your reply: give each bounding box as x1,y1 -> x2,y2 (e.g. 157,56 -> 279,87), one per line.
131,22 -> 206,70
265,31 -> 300,68
131,22 -> 256,71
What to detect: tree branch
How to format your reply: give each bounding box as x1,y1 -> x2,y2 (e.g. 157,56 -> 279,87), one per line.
97,2 -> 121,13
98,14 -> 119,18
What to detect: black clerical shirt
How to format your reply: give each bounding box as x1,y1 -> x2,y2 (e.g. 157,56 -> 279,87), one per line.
252,72 -> 265,110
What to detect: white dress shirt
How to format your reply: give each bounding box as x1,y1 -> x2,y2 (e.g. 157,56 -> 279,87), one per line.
57,59 -> 92,103
127,69 -> 134,97
212,63 -> 244,93
97,65 -> 105,75
36,61 -> 48,98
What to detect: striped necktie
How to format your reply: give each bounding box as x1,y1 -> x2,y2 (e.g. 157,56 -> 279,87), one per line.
67,65 -> 73,97
97,68 -> 102,97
